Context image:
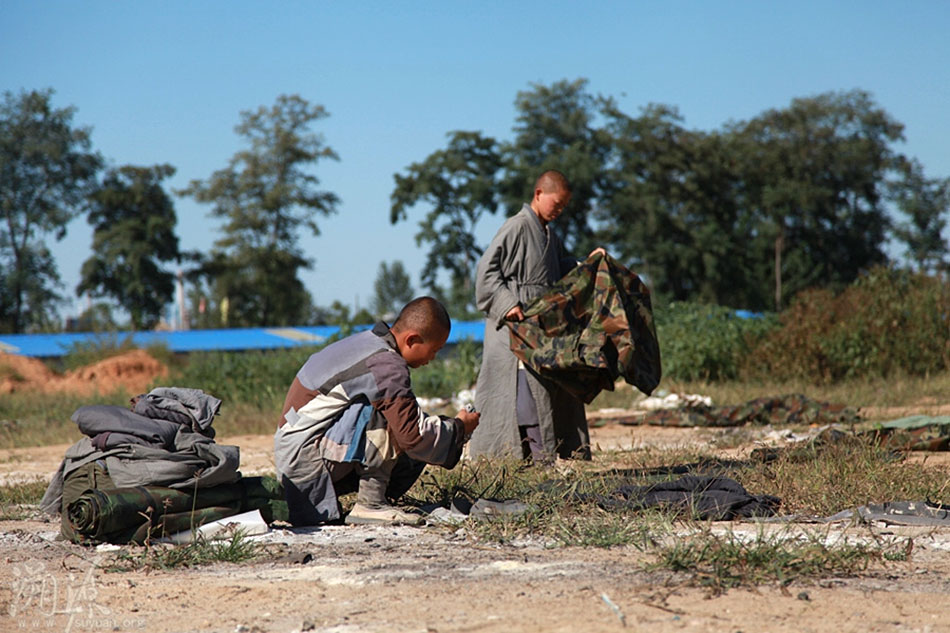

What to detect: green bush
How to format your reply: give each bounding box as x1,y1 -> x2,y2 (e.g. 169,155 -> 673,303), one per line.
411,339 -> 481,398
655,302 -> 776,381
166,346 -> 324,411
746,267 -> 950,382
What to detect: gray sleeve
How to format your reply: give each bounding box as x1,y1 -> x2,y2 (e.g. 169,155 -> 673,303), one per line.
475,222 -> 521,328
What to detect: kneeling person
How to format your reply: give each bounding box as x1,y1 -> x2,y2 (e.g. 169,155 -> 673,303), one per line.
274,297 -> 479,525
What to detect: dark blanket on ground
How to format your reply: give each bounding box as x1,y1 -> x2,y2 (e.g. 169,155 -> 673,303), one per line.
507,252 -> 662,404
63,476 -> 289,544
589,475 -> 780,520
627,393 -> 860,428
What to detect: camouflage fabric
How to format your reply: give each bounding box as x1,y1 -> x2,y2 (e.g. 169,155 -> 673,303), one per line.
629,393 -> 861,428
507,253 -> 661,404
63,476 -> 288,544
867,415 -> 950,451
825,500 -> 950,526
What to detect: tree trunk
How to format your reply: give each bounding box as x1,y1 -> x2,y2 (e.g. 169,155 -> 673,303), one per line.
774,229 -> 784,311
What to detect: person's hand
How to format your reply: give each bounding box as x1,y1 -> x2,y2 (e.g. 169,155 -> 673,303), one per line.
456,409 -> 480,435
505,305 -> 525,322
588,246 -> 607,259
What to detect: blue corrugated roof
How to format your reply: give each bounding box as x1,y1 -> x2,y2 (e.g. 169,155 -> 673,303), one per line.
0,321 -> 487,357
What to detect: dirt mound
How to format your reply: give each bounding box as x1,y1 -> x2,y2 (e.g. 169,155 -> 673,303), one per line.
0,353 -> 56,393
0,349 -> 168,396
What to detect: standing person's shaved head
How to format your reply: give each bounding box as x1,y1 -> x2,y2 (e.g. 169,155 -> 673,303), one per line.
534,170 -> 571,195
392,296 -> 451,341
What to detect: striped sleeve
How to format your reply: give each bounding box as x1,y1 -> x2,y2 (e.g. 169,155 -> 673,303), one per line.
366,350 -> 466,467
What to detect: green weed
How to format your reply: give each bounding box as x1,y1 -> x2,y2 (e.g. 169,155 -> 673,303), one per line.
106,530 -> 260,571
648,526 -> 887,594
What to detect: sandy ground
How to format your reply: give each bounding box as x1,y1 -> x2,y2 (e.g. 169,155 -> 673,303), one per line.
2,422 -> 950,633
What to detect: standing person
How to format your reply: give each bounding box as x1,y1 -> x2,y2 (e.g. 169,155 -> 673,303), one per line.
470,170 -> 604,462
274,296 -> 480,526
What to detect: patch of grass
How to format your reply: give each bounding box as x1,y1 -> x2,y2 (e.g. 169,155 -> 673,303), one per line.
0,390 -> 130,448
551,506 -> 668,549
107,530 -> 260,571
648,526 -> 891,594
736,437 -> 950,516
590,370 -> 950,416
0,480 -> 48,519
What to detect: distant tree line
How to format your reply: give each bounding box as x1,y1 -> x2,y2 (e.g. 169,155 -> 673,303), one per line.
2,80 -> 948,333
392,79 -> 950,316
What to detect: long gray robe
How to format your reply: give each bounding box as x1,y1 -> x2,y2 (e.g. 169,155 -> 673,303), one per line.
470,204 -> 589,459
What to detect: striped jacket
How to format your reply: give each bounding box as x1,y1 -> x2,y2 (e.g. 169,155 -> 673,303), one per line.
274,322 -> 465,522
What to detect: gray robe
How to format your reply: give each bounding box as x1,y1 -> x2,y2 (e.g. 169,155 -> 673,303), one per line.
470,205 -> 589,459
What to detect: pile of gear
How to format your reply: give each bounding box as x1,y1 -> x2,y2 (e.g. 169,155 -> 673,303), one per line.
39,387 -> 287,544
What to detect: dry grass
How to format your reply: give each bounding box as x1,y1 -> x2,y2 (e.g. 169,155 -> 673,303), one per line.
590,371 -> 950,414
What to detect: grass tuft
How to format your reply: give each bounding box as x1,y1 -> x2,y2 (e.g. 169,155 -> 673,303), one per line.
647,526 -> 906,594
106,530 -> 260,572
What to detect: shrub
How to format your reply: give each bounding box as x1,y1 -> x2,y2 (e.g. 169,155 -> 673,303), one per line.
655,302 -> 776,381
745,267 -> 950,382
166,346 -> 324,412
412,339 -> 481,397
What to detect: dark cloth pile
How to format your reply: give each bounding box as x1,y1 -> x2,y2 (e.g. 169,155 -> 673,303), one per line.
630,393 -> 860,428
507,252 -> 662,404
588,475 -> 780,520
63,477 -> 287,544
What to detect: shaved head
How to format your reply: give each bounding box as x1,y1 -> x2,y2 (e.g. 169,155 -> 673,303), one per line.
534,170 -> 571,195
392,296 -> 451,341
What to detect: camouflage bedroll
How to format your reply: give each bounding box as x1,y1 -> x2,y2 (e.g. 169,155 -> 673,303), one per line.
632,393 -> 861,428
507,252 -> 662,404
63,476 -> 288,544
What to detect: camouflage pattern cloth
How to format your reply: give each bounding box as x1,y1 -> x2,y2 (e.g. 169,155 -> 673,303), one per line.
62,476 -> 288,544
867,415 -> 950,451
507,252 -> 661,404
630,393 -> 861,428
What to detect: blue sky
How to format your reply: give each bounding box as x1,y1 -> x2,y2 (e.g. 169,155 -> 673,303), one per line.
2,1 -> 949,320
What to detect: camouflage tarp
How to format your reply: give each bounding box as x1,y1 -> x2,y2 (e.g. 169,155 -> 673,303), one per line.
628,393 -> 861,428
507,253 -> 661,404
63,476 -> 288,544
868,415 -> 950,451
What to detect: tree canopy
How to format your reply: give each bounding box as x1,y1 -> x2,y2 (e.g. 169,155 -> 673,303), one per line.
392,80 -> 931,312
179,94 -> 339,326
0,88 -> 101,332
78,164 -> 181,329
370,260 -> 414,319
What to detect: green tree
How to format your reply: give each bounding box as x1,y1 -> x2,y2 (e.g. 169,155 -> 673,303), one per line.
500,79 -> 613,254
733,90 -> 904,309
0,88 -> 101,332
370,260 -> 414,318
179,94 -> 338,326
391,131 -> 502,315
599,103 -> 755,307
890,158 -> 950,274
78,164 -> 180,329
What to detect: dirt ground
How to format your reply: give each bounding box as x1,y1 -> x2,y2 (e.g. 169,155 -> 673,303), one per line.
2,422 -> 949,633
1,353 -> 949,632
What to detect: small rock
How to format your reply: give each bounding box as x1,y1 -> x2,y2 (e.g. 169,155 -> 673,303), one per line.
797,591 -> 810,601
